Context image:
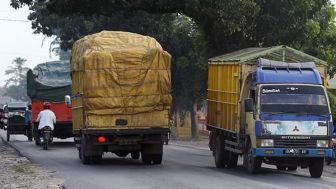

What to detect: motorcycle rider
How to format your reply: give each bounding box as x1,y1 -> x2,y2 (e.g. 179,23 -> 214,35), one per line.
36,102 -> 56,143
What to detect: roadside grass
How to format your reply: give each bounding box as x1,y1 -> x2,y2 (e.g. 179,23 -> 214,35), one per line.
12,164 -> 34,174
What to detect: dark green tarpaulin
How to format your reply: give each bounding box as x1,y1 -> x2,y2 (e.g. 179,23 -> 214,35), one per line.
27,61 -> 71,102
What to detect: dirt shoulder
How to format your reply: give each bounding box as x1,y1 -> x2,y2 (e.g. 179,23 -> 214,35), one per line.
0,138 -> 63,189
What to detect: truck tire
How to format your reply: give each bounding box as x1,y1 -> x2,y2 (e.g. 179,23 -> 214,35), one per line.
152,153 -> 163,165
131,152 -> 140,160
276,165 -> 286,171
141,152 -> 152,165
244,144 -> 261,174
287,165 -> 297,171
214,135 -> 229,168
309,158 -> 324,178
227,151 -> 238,168
141,143 -> 163,165
80,135 -> 91,165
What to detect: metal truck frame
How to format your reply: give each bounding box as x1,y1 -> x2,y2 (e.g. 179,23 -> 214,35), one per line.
208,56 -> 333,178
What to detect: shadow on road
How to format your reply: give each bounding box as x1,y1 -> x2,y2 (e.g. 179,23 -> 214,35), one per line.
49,141 -> 75,148
206,164 -> 314,180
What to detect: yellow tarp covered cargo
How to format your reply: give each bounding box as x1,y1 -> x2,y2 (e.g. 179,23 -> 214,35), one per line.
71,31 -> 172,130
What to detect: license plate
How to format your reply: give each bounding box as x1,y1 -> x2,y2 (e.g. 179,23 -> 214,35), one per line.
285,149 -> 308,155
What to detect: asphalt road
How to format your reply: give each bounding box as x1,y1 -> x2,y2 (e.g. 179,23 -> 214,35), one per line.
1,130 -> 336,189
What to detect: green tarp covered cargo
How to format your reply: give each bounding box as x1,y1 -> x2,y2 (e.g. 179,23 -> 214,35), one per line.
27,61 -> 71,102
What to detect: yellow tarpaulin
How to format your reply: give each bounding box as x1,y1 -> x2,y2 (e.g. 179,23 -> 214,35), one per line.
71,31 -> 172,129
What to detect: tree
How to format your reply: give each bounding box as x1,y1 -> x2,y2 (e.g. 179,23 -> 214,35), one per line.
10,0 -> 336,138
4,57 -> 29,101
11,1 -> 336,58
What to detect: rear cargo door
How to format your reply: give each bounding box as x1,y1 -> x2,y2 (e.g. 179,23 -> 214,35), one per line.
207,63 -> 240,133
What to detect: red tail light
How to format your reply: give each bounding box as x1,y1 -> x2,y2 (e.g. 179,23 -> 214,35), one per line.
97,136 -> 106,143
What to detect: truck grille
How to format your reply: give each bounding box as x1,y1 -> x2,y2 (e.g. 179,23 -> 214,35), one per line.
273,139 -> 316,148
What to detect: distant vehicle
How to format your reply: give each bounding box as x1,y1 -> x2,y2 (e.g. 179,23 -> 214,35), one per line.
5,102 -> 32,141
26,60 -> 73,145
207,47 -> 334,178
40,126 -> 53,150
68,31 -> 171,164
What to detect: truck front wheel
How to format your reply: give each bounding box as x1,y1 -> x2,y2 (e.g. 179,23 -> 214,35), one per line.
244,144 -> 261,174
309,158 -> 324,178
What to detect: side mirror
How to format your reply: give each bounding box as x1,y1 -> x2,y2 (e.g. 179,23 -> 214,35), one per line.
245,98 -> 254,112
65,95 -> 72,108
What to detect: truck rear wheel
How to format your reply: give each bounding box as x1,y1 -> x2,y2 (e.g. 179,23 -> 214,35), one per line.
276,165 -> 287,171
309,158 -> 324,178
152,154 -> 162,164
141,152 -> 152,165
131,152 -> 140,160
287,165 -> 297,171
214,135 -> 229,168
80,135 -> 91,165
141,143 -> 163,165
227,151 -> 238,168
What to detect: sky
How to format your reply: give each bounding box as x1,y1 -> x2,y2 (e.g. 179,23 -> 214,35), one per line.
0,0 -> 57,86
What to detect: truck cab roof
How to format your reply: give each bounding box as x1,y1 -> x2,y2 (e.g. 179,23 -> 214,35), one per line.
254,58 -> 322,85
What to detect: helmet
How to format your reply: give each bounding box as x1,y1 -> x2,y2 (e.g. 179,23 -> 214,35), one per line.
43,102 -> 51,109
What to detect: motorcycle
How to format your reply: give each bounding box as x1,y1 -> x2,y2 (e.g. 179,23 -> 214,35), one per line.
40,126 -> 53,150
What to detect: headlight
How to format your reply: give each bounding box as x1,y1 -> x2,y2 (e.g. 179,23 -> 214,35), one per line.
316,140 -> 328,148
261,139 -> 274,147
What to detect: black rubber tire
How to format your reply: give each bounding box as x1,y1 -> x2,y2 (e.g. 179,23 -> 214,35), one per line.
131,152 -> 140,160
141,152 -> 152,165
309,158 -> 324,178
276,165 -> 287,171
287,165 -> 298,171
80,135 -> 91,165
227,151 -> 238,168
245,144 -> 261,174
152,154 -> 163,165
6,133 -> 10,142
214,135 -> 229,168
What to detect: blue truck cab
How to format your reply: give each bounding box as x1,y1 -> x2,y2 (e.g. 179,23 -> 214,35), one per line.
245,58 -> 333,177
208,56 -> 333,178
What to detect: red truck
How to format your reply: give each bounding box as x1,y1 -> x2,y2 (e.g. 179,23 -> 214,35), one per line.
27,61 -> 73,143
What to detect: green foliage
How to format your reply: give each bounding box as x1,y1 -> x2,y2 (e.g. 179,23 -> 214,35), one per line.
12,0 -> 336,138
327,89 -> 336,122
4,57 -> 29,101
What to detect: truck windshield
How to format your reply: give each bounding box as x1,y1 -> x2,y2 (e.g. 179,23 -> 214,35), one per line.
260,85 -> 329,114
